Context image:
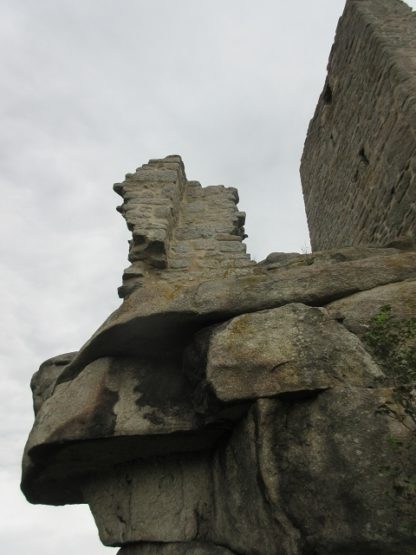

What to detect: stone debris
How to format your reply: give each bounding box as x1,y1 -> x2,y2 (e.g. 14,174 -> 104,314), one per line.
21,1 -> 416,554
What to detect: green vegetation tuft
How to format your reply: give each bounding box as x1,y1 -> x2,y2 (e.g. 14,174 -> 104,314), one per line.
364,305 -> 416,521
365,304 -> 416,431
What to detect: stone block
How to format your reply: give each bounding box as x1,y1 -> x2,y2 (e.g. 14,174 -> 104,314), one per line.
301,0 -> 416,250
83,453 -> 212,546
184,304 -> 383,405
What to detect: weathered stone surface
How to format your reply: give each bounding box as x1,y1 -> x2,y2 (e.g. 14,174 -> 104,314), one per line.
327,278 -> 416,336
83,452 -> 212,546
259,246 -> 402,270
21,2 -> 416,547
23,355 -> 243,505
185,304 -> 383,404
59,249 -> 416,383
118,543 -> 236,555
30,352 -> 76,414
77,385 -> 416,554
78,387 -> 416,554
265,389 -> 416,554
301,0 -> 416,250
209,391 -> 416,555
28,356 -> 195,447
22,156 -> 416,550
209,401 -> 301,555
259,251 -> 300,266
115,156 -> 252,299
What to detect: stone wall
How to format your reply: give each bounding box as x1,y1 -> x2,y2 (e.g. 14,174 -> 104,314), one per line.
301,0 -> 416,251
22,234 -> 416,554
115,156 -> 253,298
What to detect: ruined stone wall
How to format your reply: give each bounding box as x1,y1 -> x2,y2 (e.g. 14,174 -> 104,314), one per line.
115,156 -> 253,298
22,154 -> 416,554
21,2 -> 416,554
301,0 -> 416,251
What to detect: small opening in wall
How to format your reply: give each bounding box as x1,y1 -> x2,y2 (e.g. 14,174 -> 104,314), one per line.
391,186 -> 395,195
359,147 -> 369,165
323,83 -> 332,105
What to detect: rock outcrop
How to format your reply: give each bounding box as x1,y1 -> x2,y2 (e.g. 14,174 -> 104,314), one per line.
22,0 -> 416,554
21,154 -> 416,554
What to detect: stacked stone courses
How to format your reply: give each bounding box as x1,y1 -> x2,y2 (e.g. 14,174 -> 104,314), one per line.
301,0 -> 416,251
115,155 -> 252,298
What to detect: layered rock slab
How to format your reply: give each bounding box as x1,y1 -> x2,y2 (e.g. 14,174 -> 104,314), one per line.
118,543 -> 236,555
254,391 -> 416,555
59,248 -> 416,382
185,303 -> 383,404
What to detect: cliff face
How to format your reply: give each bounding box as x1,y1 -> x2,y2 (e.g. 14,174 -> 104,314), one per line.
21,1 -> 416,554
301,0 -> 416,251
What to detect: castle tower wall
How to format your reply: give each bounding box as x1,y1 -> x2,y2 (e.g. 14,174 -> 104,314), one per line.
301,0 -> 416,250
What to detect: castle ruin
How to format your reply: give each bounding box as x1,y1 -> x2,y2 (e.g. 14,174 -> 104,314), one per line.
301,0 -> 416,250
22,1 -> 416,554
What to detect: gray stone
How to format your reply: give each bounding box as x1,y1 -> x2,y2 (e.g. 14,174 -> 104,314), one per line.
22,355 -> 236,505
83,452 -> 212,546
327,278 -> 416,336
301,0 -> 416,250
130,169 -> 178,182
264,389 -> 416,554
60,250 -> 416,381
118,543 -> 236,555
184,304 -> 383,405
209,389 -> 416,555
209,400 -> 301,555
218,241 -> 245,253
30,352 -> 77,414
260,246 -> 402,270
20,0 -> 416,552
259,251 -> 300,266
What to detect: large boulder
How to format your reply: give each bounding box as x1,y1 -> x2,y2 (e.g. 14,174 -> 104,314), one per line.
60,250 -> 416,382
184,303 -> 383,405
21,151 -> 416,554
210,391 -> 416,555
83,452 -> 212,546
327,279 -> 416,336
23,355 -> 244,505
81,387 -> 416,554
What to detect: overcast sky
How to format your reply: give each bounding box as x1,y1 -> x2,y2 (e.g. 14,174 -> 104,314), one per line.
2,1 -> 415,553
